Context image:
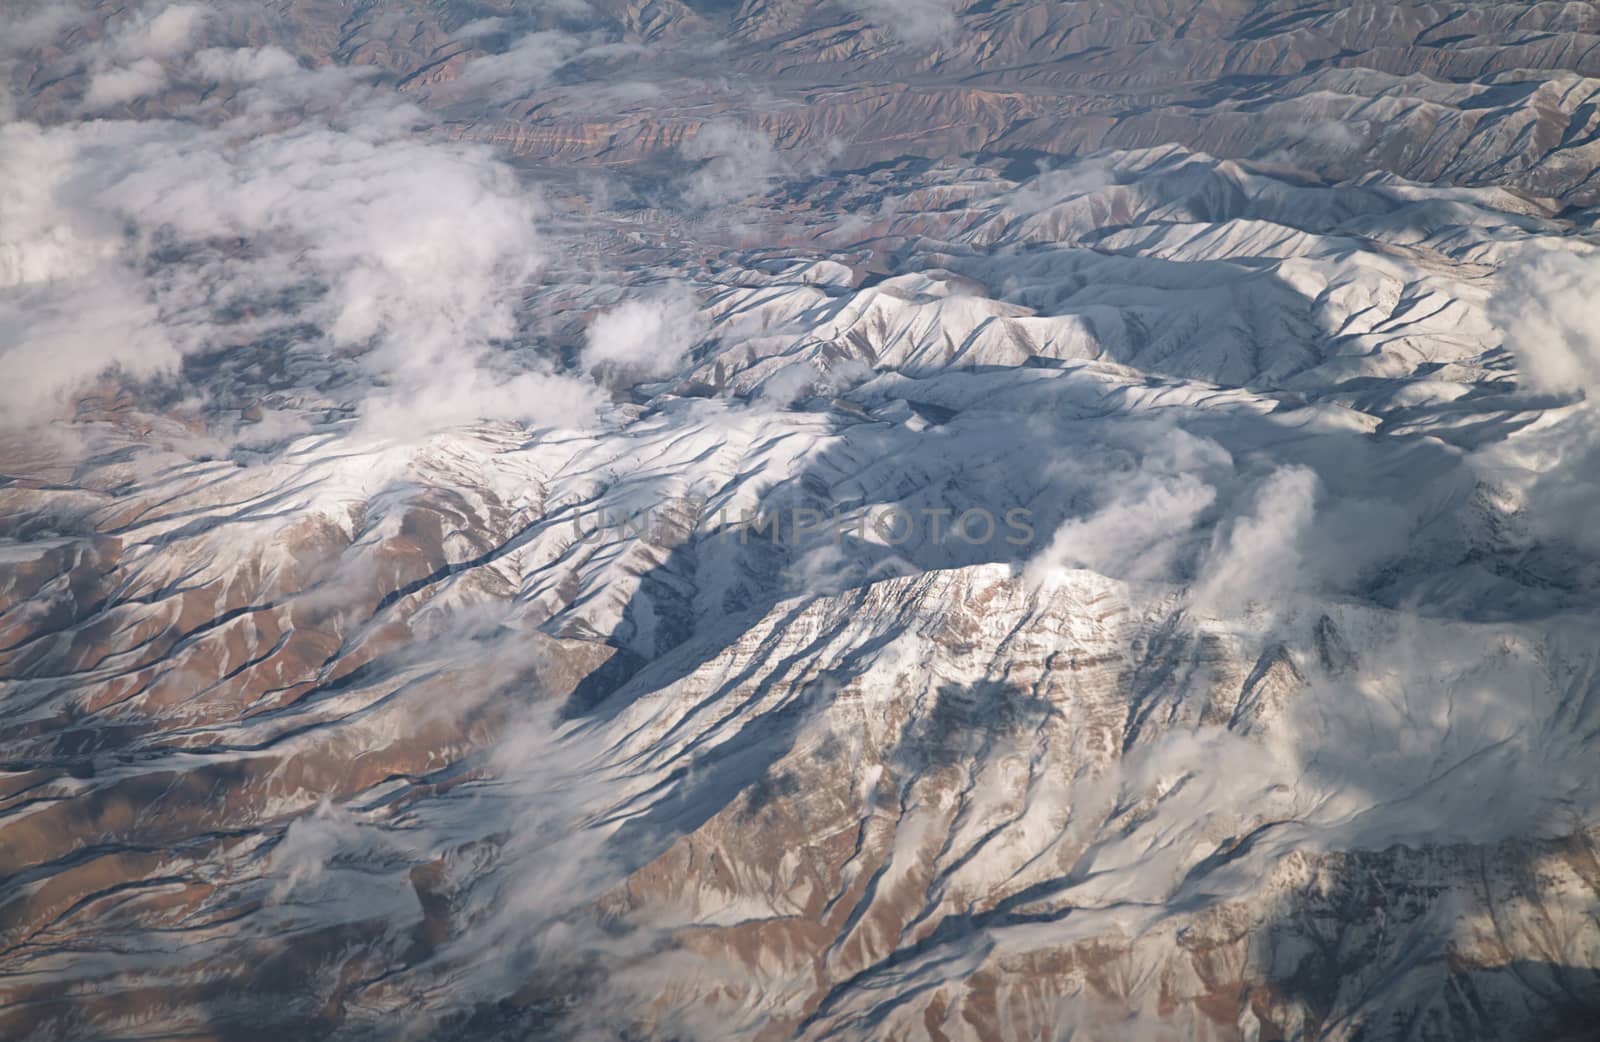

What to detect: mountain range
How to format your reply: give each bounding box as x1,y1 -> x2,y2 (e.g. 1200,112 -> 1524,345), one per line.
2,2 -> 1600,1040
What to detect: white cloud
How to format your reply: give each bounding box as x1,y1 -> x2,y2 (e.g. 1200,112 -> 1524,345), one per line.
1030,472 -> 1216,583
82,57 -> 168,109
452,17 -> 510,40
1492,245 -> 1600,395
110,2 -> 211,61
74,2 -> 213,111
1194,465 -> 1318,613
267,799 -> 387,904
1,17 -> 604,439
446,30 -> 585,103
1475,244 -> 1600,560
581,285 -> 707,381
1025,422 -> 1411,611
680,120 -> 786,206
1005,157 -> 1118,214
191,44 -> 301,84
0,121 -> 180,403
0,3 -> 89,56
1026,420 -> 1230,585
839,0 -> 962,45
1194,465 -> 1411,615
757,361 -> 822,407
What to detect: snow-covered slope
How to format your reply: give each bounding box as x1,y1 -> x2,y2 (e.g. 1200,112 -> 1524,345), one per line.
3,2 -> 1600,1040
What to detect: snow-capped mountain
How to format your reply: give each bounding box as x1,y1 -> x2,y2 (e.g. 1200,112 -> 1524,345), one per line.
2,2 -> 1599,1040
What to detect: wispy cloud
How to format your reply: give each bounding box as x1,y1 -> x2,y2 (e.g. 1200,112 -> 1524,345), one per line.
679,120 -> 787,207
838,0 -> 963,45
582,284 -> 708,382
0,4 -> 604,442
1492,244 -> 1600,395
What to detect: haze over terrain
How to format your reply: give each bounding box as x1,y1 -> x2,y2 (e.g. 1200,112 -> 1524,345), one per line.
3,1 -> 1600,1040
